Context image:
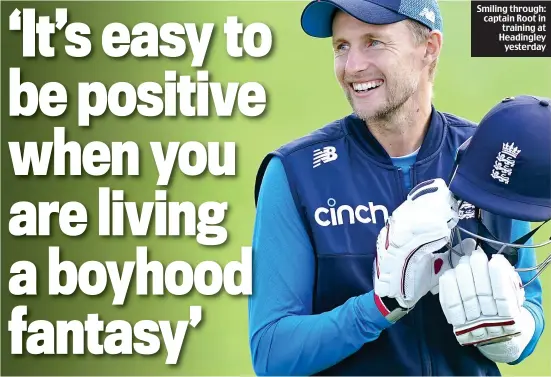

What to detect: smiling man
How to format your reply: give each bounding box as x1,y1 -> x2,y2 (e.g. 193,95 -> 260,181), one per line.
248,0 -> 543,376
331,11 -> 439,158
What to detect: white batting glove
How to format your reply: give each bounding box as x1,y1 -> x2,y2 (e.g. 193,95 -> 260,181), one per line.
429,237 -> 477,295
439,246 -> 536,363
374,178 -> 458,319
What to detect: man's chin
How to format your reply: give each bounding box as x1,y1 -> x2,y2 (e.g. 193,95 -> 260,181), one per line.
352,104 -> 382,122
350,96 -> 384,119
353,98 -> 407,123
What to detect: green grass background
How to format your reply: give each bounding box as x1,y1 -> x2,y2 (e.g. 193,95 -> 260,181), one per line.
1,1 -> 550,375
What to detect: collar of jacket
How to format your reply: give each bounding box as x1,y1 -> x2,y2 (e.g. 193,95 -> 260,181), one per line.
344,104 -> 446,166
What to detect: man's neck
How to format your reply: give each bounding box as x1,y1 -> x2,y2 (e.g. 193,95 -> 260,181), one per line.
366,93 -> 432,158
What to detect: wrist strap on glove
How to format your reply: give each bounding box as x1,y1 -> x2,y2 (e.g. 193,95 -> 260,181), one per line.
374,293 -> 410,323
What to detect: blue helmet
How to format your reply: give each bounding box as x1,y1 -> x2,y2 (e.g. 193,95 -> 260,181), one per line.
449,95 -> 551,222
447,95 -> 551,285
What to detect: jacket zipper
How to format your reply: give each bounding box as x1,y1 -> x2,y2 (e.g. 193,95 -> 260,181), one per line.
397,167 -> 424,374
410,166 -> 433,376
396,168 -> 407,199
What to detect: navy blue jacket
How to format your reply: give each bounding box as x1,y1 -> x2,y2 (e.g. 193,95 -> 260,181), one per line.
251,107 -> 544,376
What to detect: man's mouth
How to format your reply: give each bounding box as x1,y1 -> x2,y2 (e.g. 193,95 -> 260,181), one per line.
351,79 -> 384,94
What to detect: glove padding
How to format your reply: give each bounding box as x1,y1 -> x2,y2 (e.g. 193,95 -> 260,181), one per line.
439,244 -> 535,363
374,178 -> 458,310
429,238 -> 477,295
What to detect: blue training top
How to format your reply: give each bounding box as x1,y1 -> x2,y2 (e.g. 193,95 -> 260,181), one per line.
248,151 -> 544,376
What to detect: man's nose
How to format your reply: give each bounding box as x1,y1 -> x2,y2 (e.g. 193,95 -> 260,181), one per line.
345,47 -> 371,75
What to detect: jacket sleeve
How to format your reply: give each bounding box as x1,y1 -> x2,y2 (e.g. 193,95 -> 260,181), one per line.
248,156 -> 393,376
508,219 -> 545,365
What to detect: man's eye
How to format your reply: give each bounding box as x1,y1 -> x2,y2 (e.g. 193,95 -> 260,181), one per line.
369,40 -> 382,47
335,43 -> 349,52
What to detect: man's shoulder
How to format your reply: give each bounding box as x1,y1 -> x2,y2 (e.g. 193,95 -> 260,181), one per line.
440,110 -> 478,130
274,115 -> 350,158
439,111 -> 478,147
254,115 -> 350,206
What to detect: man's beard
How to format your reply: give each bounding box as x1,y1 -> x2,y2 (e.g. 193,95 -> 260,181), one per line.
348,77 -> 418,124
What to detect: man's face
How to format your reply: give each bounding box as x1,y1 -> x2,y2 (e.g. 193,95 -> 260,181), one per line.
332,12 -> 428,121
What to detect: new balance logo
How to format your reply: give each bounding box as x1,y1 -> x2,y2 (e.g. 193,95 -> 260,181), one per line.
419,8 -> 435,23
313,146 -> 338,168
314,198 -> 389,227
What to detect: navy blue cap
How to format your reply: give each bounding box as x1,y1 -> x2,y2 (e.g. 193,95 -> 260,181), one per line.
449,95 -> 551,222
301,0 -> 443,38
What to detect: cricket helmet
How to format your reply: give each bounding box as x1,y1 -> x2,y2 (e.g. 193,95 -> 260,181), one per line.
449,95 -> 551,222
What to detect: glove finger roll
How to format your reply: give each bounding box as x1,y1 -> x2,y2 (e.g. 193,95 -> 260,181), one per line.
469,248 -> 498,316
489,255 -> 521,317
440,269 -> 467,326
455,257 -> 481,321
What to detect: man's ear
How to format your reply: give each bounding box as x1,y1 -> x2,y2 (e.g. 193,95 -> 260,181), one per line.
424,30 -> 443,66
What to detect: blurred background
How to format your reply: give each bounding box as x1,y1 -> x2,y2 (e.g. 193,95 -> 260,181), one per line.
2,1 -> 550,375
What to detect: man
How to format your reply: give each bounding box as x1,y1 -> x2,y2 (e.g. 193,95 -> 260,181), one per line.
248,0 -> 544,375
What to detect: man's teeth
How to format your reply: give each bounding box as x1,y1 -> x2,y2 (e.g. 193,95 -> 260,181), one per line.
353,81 -> 383,92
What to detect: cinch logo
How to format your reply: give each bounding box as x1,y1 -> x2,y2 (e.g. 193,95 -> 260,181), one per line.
314,198 -> 389,227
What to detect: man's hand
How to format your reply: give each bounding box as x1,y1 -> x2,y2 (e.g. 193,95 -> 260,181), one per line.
373,178 -> 458,319
439,246 -> 536,363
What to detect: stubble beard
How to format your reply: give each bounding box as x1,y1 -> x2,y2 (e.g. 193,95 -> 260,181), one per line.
348,76 -> 420,127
